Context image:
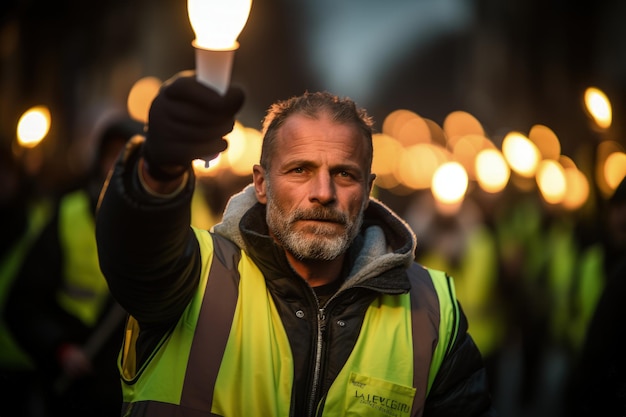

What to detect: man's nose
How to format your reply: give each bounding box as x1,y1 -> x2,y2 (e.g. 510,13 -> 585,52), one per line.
309,172 -> 336,205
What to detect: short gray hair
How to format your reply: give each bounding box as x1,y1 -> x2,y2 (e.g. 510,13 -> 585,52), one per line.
260,91 -> 374,171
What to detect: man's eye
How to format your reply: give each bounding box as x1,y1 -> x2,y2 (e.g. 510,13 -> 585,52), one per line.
292,167 -> 305,174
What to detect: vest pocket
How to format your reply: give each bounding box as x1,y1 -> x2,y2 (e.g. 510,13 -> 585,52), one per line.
339,372 -> 415,417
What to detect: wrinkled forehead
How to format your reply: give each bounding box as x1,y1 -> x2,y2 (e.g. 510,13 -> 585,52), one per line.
277,113 -> 371,160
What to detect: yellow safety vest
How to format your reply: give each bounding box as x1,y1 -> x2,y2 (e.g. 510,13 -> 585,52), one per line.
56,190 -> 110,326
119,228 -> 459,417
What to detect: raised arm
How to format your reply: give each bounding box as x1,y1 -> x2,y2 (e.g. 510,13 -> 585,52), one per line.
95,72 -> 244,327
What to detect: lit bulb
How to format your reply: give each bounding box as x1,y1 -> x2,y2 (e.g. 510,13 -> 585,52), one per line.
188,0 -> 251,51
187,0 -> 252,166
187,0 -> 252,95
17,106 -> 51,148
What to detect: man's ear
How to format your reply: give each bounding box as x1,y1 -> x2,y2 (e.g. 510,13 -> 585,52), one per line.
253,164 -> 267,204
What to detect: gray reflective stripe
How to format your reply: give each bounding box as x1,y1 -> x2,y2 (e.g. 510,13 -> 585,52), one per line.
181,234 -> 241,412
408,264 -> 440,415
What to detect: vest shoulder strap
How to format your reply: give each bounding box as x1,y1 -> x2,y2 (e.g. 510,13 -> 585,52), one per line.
424,268 -> 460,395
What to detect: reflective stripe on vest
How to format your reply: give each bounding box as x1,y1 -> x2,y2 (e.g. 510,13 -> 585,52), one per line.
119,229 -> 459,417
0,198 -> 52,368
56,190 -> 109,326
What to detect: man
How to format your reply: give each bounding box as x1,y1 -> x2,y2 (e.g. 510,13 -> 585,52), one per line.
96,71 -> 496,417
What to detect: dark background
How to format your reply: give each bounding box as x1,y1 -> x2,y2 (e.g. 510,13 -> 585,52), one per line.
2,0 -> 625,191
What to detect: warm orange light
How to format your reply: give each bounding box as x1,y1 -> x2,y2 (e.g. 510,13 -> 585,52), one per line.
127,76 -> 162,124
443,111 -> 484,147
432,161 -> 468,204
502,131 -> 540,178
372,133 -> 403,188
528,124 -> 561,160
604,151 -> 626,191
17,106 -> 51,148
536,159 -> 566,205
584,87 -> 612,130
398,143 -> 449,190
475,148 -> 510,193
562,168 -> 589,211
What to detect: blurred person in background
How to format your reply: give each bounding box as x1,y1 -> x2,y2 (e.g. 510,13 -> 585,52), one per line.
563,175 -> 626,417
0,142 -> 53,417
4,117 -> 142,417
405,191 -> 506,392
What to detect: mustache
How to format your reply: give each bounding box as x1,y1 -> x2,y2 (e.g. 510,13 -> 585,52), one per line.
291,208 -> 348,224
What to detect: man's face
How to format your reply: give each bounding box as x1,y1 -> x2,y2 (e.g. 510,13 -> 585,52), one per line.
253,113 -> 374,261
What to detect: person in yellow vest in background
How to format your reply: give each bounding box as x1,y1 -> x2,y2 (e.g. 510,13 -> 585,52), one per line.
0,143 -> 52,417
406,192 -> 506,391
4,117 -> 142,417
563,175 -> 626,417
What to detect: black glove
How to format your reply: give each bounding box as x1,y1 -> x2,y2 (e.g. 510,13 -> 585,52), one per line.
142,70 -> 245,181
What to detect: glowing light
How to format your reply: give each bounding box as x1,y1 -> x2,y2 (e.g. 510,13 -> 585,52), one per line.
528,124 -> 561,160
442,110 -> 484,147
17,106 -> 51,148
475,148 -> 510,193
398,143 -> 449,190
536,159 -> 566,205
604,151 -> 626,191
452,134 -> 494,180
188,0 -> 252,51
596,141 -> 624,198
584,87 -> 612,130
372,133 -> 403,188
562,168 -> 589,211
432,161 -> 468,204
382,110 -> 431,147
127,76 -> 162,124
193,154 -> 222,175
502,131 -> 540,178
226,124 -> 262,177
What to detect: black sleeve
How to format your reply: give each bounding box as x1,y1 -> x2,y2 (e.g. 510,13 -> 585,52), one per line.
424,304 -> 498,417
95,136 -> 202,328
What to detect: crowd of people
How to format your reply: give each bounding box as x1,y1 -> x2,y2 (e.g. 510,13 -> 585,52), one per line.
0,71 -> 624,416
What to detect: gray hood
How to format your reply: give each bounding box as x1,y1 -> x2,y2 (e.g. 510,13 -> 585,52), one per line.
212,183 -> 417,288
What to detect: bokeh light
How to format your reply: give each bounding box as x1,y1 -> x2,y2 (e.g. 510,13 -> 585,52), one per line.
502,131 -> 540,178
536,159 -> 566,205
595,140 -> 624,198
584,87 -> 612,130
528,124 -> 561,160
398,143 -> 450,190
432,161 -> 468,204
475,148 -> 510,193
127,76 -> 162,123
603,151 -> 626,191
562,168 -> 589,211
17,106 -> 51,148
382,109 -> 431,146
442,110 -> 484,147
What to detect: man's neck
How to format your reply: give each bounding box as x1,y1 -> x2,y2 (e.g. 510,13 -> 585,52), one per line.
285,252 -> 346,288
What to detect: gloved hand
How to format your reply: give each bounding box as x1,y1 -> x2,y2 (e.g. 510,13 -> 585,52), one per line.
142,70 -> 245,181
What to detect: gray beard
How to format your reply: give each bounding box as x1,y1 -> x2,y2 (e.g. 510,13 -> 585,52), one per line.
265,188 -> 364,261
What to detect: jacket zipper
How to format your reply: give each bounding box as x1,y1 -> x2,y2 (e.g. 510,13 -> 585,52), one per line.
306,306 -> 327,417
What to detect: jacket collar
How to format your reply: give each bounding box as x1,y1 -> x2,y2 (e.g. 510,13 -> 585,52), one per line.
212,184 -> 416,292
